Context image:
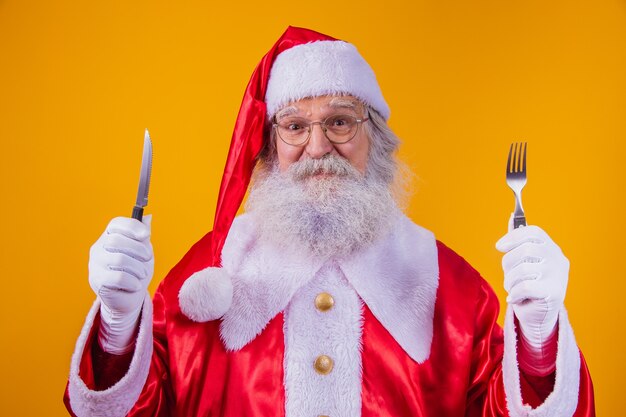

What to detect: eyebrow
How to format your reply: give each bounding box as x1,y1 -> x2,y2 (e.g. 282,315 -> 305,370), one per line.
275,97 -> 361,121
275,105 -> 298,121
328,97 -> 359,111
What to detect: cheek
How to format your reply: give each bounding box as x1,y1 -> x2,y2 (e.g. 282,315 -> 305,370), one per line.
357,142 -> 370,172
336,136 -> 370,174
276,141 -> 305,172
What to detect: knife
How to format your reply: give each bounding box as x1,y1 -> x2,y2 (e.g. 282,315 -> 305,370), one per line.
131,128 -> 153,221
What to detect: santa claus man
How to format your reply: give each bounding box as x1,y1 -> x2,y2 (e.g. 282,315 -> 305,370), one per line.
64,27 -> 595,417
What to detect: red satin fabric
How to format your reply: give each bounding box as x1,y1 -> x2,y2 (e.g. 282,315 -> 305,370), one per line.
361,241 -> 507,416
210,26 -> 335,262
65,240 -> 595,416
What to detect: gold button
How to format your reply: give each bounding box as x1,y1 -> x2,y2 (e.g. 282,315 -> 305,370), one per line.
315,292 -> 335,312
314,355 -> 334,375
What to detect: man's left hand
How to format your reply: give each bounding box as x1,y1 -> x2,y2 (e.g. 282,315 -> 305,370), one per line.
496,223 -> 569,348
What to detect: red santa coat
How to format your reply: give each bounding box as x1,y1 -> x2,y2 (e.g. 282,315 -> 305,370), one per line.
66,214 -> 594,417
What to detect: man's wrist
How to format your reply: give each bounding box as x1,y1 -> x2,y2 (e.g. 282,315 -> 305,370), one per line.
98,303 -> 142,355
516,304 -> 559,350
517,319 -> 558,377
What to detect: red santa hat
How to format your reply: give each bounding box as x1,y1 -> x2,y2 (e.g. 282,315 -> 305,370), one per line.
214,26 -> 389,262
179,26 -> 389,321
265,36 -> 390,120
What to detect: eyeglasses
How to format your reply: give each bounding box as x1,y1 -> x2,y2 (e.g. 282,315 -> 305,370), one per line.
273,113 -> 370,146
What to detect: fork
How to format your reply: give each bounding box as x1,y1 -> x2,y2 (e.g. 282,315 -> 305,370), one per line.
506,142 -> 527,229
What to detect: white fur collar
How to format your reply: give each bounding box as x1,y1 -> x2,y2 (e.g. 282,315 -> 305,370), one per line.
218,213 -> 439,363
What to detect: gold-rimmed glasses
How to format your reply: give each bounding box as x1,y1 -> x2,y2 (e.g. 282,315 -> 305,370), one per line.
273,113 -> 370,146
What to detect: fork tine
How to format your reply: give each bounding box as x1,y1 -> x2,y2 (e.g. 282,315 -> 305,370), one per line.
505,141 -> 527,228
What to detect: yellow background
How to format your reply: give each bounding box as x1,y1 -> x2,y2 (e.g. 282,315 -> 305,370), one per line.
1,0 -> 624,415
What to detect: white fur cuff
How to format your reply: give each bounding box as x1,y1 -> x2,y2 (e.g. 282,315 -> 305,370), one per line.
68,293 -> 153,417
179,267 -> 233,322
502,306 -> 581,417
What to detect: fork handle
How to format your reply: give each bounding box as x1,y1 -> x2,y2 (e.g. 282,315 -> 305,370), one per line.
513,216 -> 527,229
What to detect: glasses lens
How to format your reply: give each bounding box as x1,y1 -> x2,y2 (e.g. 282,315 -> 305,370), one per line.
324,114 -> 358,143
276,117 -> 310,145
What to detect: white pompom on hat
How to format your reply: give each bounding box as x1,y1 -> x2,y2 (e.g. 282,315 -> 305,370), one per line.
265,40 -> 390,120
179,267 -> 233,322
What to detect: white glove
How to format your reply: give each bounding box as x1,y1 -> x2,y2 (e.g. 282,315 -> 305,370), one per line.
495,218 -> 569,349
88,216 -> 154,354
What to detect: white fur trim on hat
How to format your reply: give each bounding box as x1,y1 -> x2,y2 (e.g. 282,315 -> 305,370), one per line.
265,40 -> 390,120
179,267 -> 234,322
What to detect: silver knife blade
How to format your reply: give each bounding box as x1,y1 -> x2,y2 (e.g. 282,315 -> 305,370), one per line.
132,128 -> 153,221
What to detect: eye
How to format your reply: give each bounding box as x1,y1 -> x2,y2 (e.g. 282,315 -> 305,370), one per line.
287,123 -> 303,131
331,117 -> 347,127
326,115 -> 356,130
279,118 -> 308,132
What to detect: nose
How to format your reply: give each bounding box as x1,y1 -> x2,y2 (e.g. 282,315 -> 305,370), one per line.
305,122 -> 334,159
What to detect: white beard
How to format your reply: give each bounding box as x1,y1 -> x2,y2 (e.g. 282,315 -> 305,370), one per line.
245,154 -> 399,259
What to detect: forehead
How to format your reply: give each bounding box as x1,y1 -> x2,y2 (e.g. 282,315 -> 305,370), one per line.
274,95 -> 362,119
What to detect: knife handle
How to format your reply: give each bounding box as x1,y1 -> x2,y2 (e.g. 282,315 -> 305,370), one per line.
132,206 -> 144,222
513,215 -> 527,229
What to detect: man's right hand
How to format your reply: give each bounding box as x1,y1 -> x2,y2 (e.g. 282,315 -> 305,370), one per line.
88,216 -> 154,354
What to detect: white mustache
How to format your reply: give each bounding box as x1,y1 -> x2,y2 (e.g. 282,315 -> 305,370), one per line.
288,154 -> 359,180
